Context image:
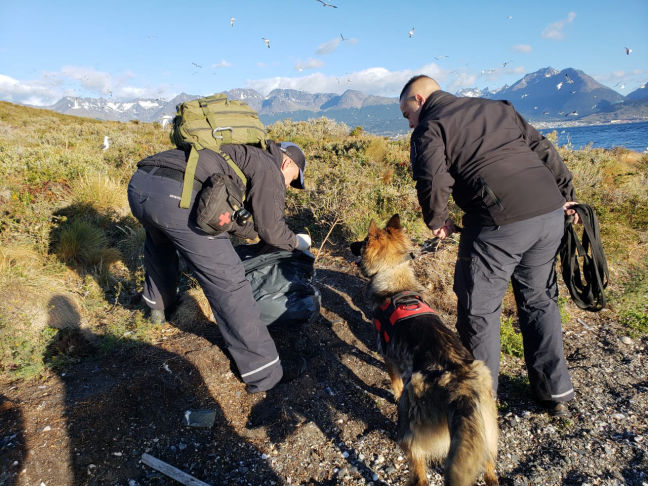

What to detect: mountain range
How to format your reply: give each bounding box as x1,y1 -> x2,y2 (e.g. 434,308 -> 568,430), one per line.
43,67 -> 648,136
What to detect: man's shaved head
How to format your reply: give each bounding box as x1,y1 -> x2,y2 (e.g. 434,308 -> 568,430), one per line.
399,75 -> 441,102
399,75 -> 441,129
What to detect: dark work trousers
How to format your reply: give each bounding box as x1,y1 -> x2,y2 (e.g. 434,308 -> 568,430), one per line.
454,207 -> 574,403
127,168 -> 282,393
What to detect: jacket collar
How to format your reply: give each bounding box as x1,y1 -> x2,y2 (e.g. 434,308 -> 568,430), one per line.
420,90 -> 455,117
266,141 -> 284,171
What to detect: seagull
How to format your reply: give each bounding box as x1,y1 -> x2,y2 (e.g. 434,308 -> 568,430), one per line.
625,47 -> 632,55
102,136 -> 110,151
340,33 -> 347,41
262,37 -> 270,48
192,62 -> 202,69
507,15 -> 513,20
316,0 -> 337,7
565,73 -> 574,84
556,81 -> 563,90
230,17 -> 235,27
408,27 -> 415,38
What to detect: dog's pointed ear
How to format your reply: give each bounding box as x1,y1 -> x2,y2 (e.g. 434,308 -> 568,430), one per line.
368,219 -> 379,239
385,214 -> 401,230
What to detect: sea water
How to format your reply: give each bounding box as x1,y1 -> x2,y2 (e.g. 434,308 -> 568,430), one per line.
539,121 -> 648,153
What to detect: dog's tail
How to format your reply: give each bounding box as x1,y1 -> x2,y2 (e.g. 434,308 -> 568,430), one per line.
442,365 -> 498,486
443,392 -> 487,486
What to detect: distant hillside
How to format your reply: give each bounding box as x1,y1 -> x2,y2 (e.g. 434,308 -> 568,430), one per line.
486,67 -> 625,122
626,83 -> 648,101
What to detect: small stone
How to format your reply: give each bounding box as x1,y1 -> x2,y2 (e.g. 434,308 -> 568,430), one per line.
620,336 -> 633,345
341,451 -> 349,459
42,426 -> 51,432
372,472 -> 379,481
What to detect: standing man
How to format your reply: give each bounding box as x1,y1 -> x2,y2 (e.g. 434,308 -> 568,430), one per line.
127,141 -> 311,393
399,75 -> 578,416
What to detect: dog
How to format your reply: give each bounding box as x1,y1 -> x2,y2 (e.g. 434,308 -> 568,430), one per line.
350,214 -> 499,486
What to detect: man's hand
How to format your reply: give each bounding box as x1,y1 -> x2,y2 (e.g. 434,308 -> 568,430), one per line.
563,202 -> 581,225
296,233 -> 312,251
431,218 -> 457,240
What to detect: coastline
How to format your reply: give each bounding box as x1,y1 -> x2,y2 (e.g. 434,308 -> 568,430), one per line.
531,117 -> 648,130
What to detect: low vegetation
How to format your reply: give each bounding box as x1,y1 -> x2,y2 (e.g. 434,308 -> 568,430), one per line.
0,101 -> 646,379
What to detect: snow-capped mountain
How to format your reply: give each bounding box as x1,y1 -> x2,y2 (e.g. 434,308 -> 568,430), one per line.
39,67 -> 647,133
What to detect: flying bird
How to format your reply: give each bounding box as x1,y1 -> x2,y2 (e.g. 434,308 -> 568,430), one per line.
408,27 -> 415,38
340,33 -> 347,41
192,62 -> 202,69
102,136 -> 110,151
316,0 -> 337,7
262,37 -> 270,48
625,46 -> 632,55
230,17 -> 235,27
565,73 -> 574,84
556,81 -> 563,90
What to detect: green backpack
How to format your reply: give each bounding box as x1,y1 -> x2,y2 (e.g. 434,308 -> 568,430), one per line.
170,93 -> 267,208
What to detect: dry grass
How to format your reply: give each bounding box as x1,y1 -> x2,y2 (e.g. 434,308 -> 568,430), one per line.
0,102 -> 646,378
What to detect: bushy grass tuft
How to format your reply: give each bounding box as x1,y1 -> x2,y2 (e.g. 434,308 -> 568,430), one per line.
54,218 -> 121,268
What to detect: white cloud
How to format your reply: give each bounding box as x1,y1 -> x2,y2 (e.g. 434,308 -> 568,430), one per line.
294,59 -> 324,72
247,63 -> 444,97
513,44 -> 532,53
0,73 -> 61,105
542,12 -> 576,40
316,38 -> 341,55
212,60 -> 231,69
0,67 -> 174,106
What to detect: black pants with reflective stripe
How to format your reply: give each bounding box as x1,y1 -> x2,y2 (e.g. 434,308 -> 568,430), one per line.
127,168 -> 282,392
454,207 -> 574,402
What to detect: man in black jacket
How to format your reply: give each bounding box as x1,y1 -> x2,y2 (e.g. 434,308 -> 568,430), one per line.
127,141 -> 310,393
399,75 -> 579,416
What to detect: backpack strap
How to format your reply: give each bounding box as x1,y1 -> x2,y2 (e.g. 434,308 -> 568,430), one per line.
559,203 -> 609,311
179,147 -> 249,209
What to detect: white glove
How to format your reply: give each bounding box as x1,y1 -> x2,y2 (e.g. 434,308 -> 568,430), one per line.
296,233 -> 312,251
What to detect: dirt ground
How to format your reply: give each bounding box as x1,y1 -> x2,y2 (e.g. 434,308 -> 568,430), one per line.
1,250 -> 647,486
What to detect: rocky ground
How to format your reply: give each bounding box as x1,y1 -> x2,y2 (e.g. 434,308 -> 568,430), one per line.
1,250 -> 647,486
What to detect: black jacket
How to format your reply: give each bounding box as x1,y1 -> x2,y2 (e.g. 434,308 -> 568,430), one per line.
410,91 -> 576,228
137,141 -> 298,251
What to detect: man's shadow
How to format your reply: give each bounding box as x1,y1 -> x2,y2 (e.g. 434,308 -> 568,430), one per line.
0,394 -> 25,485
43,293 -> 282,485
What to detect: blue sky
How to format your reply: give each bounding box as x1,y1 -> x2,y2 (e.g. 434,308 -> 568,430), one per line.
1,0 -> 646,105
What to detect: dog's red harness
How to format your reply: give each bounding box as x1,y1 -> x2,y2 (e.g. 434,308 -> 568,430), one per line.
373,291 -> 436,347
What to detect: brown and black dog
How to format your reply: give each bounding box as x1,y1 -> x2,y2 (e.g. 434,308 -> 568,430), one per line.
351,214 -> 498,486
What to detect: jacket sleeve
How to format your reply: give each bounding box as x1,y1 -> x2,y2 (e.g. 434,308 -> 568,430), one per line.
514,110 -> 576,201
410,125 -> 455,230
230,147 -> 296,251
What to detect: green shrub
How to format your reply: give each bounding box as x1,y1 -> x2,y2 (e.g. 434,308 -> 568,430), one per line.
501,316 -> 524,358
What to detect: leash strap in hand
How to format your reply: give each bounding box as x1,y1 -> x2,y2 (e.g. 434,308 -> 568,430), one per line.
559,203 -> 609,311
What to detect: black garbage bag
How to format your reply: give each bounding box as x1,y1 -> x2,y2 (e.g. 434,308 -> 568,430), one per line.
235,246 -> 321,326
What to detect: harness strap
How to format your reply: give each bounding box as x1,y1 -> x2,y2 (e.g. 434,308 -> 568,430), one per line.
559,203 -> 609,311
